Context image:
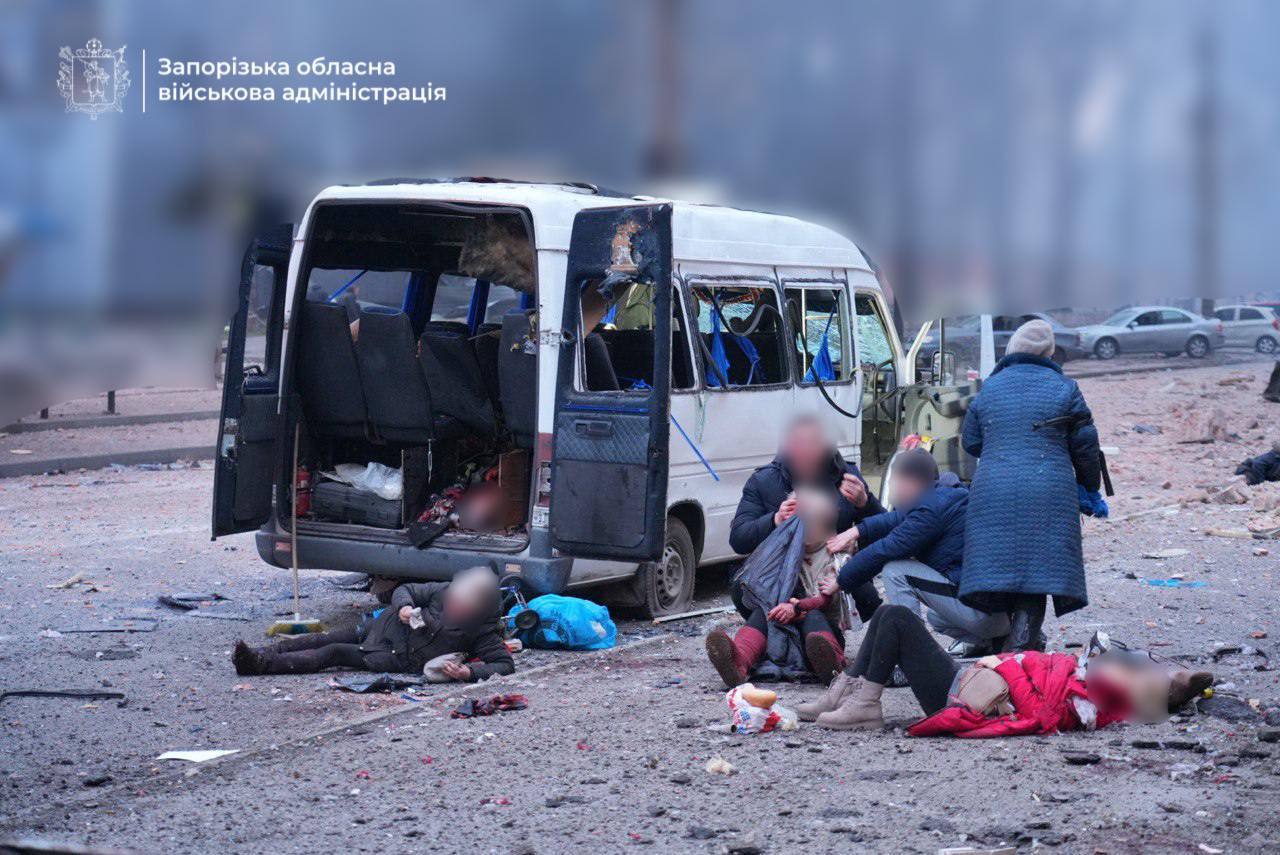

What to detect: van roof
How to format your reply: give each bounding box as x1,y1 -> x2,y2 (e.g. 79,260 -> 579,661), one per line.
306,178 -> 873,272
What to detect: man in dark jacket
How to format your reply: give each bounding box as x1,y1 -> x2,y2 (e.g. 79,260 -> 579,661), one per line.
232,567 -> 514,682
730,415 -> 885,620
828,449 -> 1010,652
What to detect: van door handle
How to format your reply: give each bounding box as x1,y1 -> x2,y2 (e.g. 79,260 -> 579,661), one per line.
574,419 -> 613,438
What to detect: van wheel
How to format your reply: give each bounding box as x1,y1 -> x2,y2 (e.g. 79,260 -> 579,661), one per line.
1186,335 -> 1210,359
1093,338 -> 1118,360
635,518 -> 695,619
1257,336 -> 1278,355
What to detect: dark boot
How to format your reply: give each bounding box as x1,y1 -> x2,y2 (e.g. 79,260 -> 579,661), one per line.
232,640 -> 265,676
1168,669 -> 1215,710
804,632 -> 845,684
1265,362 -> 1280,403
1002,596 -> 1047,652
705,624 -> 765,688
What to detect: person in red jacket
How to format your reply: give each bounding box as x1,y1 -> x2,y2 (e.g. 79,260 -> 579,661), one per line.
797,604 -> 1212,732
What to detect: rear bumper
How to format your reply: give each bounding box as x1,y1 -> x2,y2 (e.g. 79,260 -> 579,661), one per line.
255,525 -> 573,594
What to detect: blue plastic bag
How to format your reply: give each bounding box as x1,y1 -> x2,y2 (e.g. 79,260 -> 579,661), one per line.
509,594 -> 617,651
1078,484 -> 1109,518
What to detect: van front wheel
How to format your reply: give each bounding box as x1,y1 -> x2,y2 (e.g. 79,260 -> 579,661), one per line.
636,518 -> 695,619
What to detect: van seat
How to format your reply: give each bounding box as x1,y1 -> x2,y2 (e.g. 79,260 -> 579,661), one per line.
295,301 -> 369,439
584,332 -> 620,391
473,323 -> 503,409
422,320 -> 471,337
418,327 -> 496,435
354,309 -> 459,445
498,311 -> 538,447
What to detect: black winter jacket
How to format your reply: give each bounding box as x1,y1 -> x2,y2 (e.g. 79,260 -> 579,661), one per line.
729,454 -> 884,555
359,582 -> 514,681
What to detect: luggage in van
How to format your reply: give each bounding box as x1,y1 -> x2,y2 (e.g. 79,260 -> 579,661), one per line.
311,481 -> 402,529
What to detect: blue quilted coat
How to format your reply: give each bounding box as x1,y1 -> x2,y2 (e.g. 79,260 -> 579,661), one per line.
959,353 -> 1101,616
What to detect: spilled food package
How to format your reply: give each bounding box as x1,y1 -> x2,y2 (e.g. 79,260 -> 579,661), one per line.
726,683 -> 798,734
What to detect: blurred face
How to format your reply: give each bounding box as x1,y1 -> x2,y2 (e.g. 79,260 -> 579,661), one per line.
797,493 -> 836,547
782,421 -> 831,483
1090,659 -> 1172,724
889,473 -> 929,509
444,572 -> 496,622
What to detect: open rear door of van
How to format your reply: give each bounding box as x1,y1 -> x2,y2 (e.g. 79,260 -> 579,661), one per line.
212,224 -> 293,538
549,204 -> 673,561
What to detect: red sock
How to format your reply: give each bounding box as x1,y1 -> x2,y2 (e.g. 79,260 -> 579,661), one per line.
733,626 -> 767,671
810,631 -> 846,668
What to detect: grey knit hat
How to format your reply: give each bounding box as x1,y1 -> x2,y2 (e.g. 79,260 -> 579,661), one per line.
1006,319 -> 1056,358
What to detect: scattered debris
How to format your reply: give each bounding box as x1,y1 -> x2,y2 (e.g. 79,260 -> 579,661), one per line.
157,592 -> 226,611
1060,750 -> 1101,765
0,689 -> 125,704
1197,694 -> 1260,722
46,573 -> 88,590
67,647 -> 137,661
651,605 -> 735,624
1131,424 -> 1162,435
156,749 -> 239,763
1142,548 -> 1189,559
1145,579 -> 1207,588
330,673 -> 425,694
54,618 -> 159,634
451,694 -> 529,718
704,756 -> 735,775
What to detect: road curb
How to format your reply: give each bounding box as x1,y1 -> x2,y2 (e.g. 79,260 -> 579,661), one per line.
3,410 -> 219,434
0,632 -> 680,830
0,445 -> 214,479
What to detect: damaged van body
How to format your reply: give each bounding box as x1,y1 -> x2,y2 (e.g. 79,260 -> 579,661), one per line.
212,179 -> 941,617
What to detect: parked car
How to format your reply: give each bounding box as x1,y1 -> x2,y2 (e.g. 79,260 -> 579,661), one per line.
1212,304 -> 1280,354
917,312 -> 1087,368
1077,306 -> 1225,360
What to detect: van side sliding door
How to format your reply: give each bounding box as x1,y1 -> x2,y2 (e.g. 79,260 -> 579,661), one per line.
549,204 -> 673,561
212,224 -> 293,538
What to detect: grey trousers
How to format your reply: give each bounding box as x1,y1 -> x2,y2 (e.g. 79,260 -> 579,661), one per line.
881,559 -> 1011,645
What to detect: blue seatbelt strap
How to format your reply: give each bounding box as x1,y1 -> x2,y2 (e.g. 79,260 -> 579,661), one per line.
706,291 -> 760,386
466,280 -> 490,336
327,269 -> 366,302
625,379 -> 720,482
804,304 -> 838,382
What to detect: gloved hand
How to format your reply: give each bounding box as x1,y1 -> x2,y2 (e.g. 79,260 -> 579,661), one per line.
1077,484 -> 1109,518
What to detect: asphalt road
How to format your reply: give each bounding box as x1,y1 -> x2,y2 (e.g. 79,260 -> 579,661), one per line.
0,362 -> 1278,853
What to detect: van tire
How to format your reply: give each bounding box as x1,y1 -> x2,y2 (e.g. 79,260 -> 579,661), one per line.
1186,335 -> 1210,359
635,518 -> 695,619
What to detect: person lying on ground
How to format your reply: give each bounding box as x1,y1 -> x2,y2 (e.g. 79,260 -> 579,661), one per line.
824,448 -> 1009,656
707,488 -> 851,687
729,413 -> 883,619
231,566 -> 514,682
795,604 -> 1213,733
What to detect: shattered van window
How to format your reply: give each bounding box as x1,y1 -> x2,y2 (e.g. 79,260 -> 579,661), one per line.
690,285 -> 787,387
855,294 -> 893,367
786,287 -> 851,384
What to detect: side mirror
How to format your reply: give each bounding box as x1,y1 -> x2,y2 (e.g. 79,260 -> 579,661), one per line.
1126,321 -> 1138,330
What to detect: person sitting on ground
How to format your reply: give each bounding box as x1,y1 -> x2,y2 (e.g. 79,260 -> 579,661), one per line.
231,566 -> 514,682
824,447 -> 1009,656
796,604 -> 1213,733
729,413 -> 884,620
707,488 -> 851,687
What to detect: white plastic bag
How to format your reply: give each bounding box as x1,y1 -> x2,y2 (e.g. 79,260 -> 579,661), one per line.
329,462 -> 403,501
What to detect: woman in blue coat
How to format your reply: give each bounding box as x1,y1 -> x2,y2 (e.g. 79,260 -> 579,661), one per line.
959,319 -> 1101,651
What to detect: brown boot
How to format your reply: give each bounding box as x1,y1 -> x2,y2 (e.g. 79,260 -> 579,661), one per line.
1168,669 -> 1214,710
796,671 -> 857,722
804,632 -> 845,684
705,626 -> 747,688
815,677 -> 884,730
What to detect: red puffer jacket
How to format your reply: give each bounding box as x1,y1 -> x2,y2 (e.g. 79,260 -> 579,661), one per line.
907,651 -> 1131,738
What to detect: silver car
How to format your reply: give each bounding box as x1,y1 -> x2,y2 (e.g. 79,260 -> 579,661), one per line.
1077,306 -> 1226,360
1212,304 -> 1280,354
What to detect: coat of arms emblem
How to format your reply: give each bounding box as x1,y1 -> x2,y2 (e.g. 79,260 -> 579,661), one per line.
58,39 -> 131,119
